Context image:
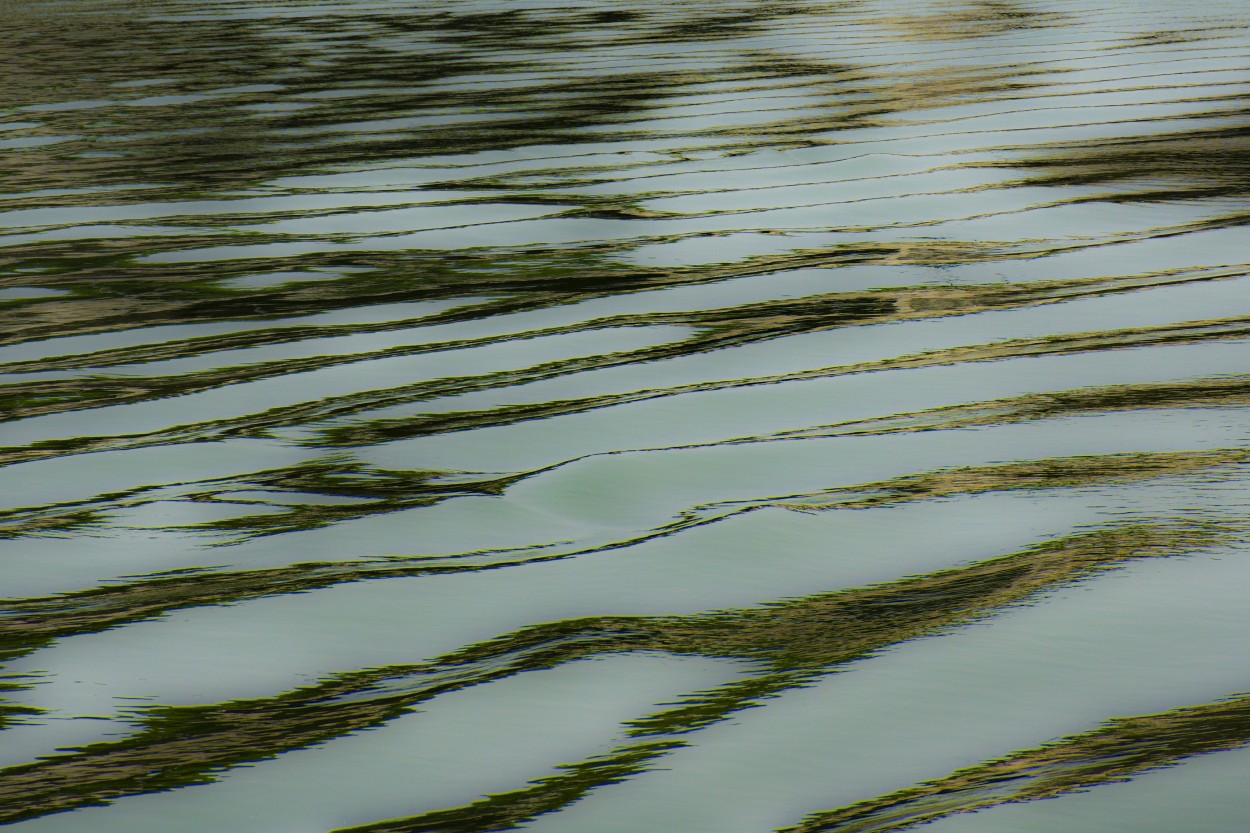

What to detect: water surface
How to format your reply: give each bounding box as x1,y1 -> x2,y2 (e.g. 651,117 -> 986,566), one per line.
4,1 -> 1250,831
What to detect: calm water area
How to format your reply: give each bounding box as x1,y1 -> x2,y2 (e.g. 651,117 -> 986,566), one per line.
3,0 -> 1250,830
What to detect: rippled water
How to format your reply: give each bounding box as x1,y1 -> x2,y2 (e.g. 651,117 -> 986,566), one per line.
4,0 -> 1250,830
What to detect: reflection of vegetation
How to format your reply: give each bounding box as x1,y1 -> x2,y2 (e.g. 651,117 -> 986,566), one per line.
755,449 -> 1250,511
0,507 -> 105,541
5,446 -> 1233,663
0,679 -> 43,731
181,458 -> 519,541
3,0 -> 1245,479
333,737 -> 686,833
0,0 -> 1038,224
0,2 -> 804,195
1009,125 -> 1250,204
798,374 -> 1250,441
7,254 -> 1239,470
333,521 -> 1225,833
306,305 -> 1250,451
0,521 -> 1224,826
0,456 -> 516,545
5,1 -> 1250,829
0,235 -> 1027,361
786,693 -> 1250,833
880,0 -> 1063,41
0,0 -> 1069,369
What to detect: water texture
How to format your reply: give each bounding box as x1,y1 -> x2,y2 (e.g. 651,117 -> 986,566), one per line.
3,0 -> 1250,830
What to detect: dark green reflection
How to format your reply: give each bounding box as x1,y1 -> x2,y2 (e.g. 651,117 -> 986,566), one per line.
2,446 -> 1238,665
0,520 -> 1226,826
325,521 -> 1227,833
5,0 -> 1250,830
786,693 -> 1250,833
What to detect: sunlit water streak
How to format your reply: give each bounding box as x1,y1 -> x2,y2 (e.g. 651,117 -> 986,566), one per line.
3,1 -> 1250,831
